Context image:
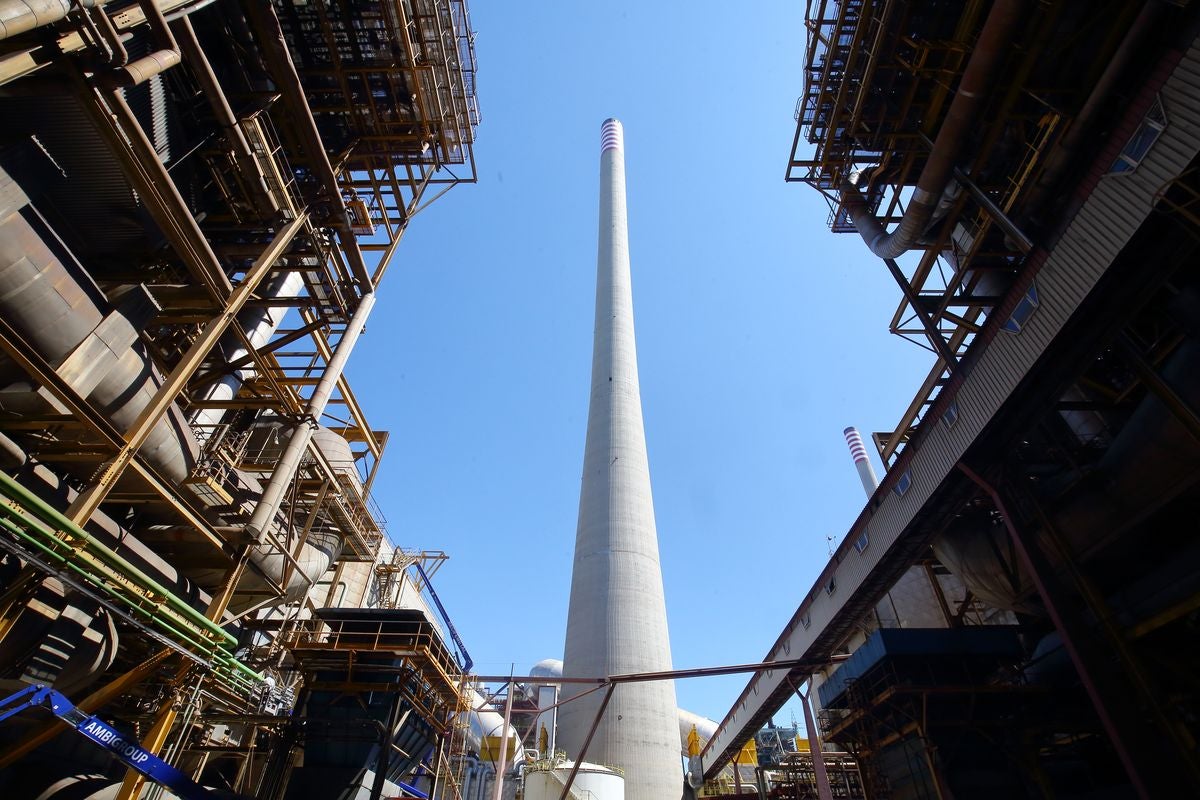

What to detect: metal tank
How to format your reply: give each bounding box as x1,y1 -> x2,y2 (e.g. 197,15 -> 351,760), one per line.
523,761 -> 625,800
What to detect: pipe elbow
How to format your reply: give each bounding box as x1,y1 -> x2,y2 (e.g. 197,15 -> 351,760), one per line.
109,48 -> 181,87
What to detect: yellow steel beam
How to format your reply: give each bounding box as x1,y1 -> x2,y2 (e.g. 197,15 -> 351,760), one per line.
0,648 -> 174,769
65,214 -> 309,525
114,552 -> 251,800
0,315 -> 232,554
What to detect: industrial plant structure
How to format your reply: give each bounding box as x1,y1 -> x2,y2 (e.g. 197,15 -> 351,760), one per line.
8,1 -> 1200,799
0,0 -> 481,797
698,1 -> 1200,799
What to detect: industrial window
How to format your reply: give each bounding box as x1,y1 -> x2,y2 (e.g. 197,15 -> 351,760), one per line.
942,400 -> 960,429
853,530 -> 869,554
1002,281 -> 1040,334
826,577 -> 837,596
1108,96 -> 1167,176
893,469 -> 913,497
801,612 -> 812,630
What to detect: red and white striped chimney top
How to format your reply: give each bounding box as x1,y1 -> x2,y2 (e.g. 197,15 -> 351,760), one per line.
843,426 -> 869,464
601,118 -> 623,153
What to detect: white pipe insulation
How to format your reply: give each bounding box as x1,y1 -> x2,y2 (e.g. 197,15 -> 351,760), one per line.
189,271 -> 305,437
0,0 -> 99,42
245,292 -> 376,543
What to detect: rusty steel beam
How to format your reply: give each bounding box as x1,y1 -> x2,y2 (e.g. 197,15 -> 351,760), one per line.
0,647 -> 174,768
73,75 -> 232,302
556,684 -> 615,800
65,214 -> 308,525
958,462 -> 1163,798
884,258 -> 960,369
474,657 -> 832,686
113,551 -> 253,800
0,315 -> 231,554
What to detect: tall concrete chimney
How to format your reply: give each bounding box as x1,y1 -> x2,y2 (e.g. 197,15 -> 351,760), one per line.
843,426 -> 879,496
844,425 -> 951,627
558,118 -> 681,799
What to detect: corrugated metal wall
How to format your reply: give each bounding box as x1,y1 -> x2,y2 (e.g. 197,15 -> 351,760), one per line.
704,37 -> 1200,773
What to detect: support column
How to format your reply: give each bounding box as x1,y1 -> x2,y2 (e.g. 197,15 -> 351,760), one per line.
113,551 -> 252,800
556,684 -> 615,800
246,292 -> 375,541
1115,334 -> 1200,443
369,694 -> 406,800
790,676 -> 833,800
490,675 -> 515,800
957,462 -> 1176,798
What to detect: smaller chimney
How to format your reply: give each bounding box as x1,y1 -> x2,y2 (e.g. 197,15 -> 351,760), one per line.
843,426 -> 879,497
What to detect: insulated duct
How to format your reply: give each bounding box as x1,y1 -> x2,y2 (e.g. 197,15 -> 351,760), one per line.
0,0 -> 97,41
0,199 -> 197,483
0,175 -> 347,615
189,270 -> 305,437
840,0 -> 1028,259
245,292 -> 375,543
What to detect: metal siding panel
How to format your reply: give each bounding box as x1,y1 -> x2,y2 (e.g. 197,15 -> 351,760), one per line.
705,42 -> 1200,775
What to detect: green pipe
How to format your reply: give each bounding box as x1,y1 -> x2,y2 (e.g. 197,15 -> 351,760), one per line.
0,476 -> 264,688
0,515 -> 222,655
215,654 -> 263,683
217,651 -> 263,681
0,514 -> 260,691
0,505 -> 263,688
0,471 -> 236,646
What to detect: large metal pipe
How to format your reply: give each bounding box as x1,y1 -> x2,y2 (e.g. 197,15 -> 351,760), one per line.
0,181 -> 346,611
245,292 -> 376,542
1023,1 -> 1165,225
0,471 -> 236,651
840,0 -> 1029,259
0,0 -> 95,41
107,0 -> 181,87
189,271 -> 305,437
80,83 -> 233,300
0,202 -> 198,482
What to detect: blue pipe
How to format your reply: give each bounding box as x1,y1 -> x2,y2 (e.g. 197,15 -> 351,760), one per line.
414,561 -> 472,672
397,781 -> 428,798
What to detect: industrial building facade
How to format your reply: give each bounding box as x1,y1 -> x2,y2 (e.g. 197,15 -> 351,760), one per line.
0,0 -> 478,797
702,1 -> 1200,799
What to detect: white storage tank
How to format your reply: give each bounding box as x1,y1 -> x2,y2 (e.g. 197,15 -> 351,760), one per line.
523,760 -> 624,800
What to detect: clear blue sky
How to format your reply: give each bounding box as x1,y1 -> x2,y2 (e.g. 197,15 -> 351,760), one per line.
347,1 -> 932,734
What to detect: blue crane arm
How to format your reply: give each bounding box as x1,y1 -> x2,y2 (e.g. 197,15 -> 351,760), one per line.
0,684 -> 214,799
414,561 -> 473,673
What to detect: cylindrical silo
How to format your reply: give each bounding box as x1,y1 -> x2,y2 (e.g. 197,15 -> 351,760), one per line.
523,761 -> 625,800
